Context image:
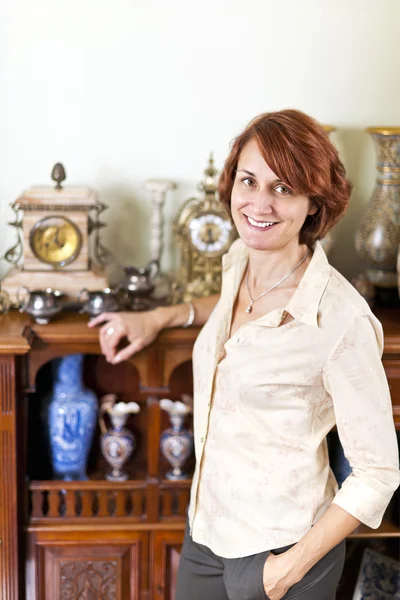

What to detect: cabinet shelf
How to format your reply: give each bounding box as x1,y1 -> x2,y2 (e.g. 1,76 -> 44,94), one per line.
28,477 -> 192,525
348,518 -> 399,538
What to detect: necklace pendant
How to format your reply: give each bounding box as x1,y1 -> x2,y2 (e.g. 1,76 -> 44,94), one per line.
245,304 -> 253,314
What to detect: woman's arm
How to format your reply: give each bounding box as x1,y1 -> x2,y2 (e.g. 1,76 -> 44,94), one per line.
262,505 -> 360,600
88,294 -> 220,364
155,294 -> 220,329
262,313 -> 400,600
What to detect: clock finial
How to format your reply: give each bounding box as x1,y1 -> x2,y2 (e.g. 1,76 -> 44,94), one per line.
198,153 -> 218,197
51,163 -> 66,189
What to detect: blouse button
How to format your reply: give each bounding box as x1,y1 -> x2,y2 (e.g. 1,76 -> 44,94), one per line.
200,437 -> 204,443
232,335 -> 240,343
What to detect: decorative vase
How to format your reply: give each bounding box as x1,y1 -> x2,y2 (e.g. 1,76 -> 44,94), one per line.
99,394 -> 140,481
43,354 -> 97,480
355,127 -> 400,303
160,399 -> 193,480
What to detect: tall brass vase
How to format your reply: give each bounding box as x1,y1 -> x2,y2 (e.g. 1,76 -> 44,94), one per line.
355,128 -> 400,304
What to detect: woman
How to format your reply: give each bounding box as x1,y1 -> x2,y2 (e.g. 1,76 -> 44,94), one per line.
89,110 -> 400,600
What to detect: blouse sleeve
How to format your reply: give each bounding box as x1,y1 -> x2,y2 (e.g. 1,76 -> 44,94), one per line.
322,313 -> 400,528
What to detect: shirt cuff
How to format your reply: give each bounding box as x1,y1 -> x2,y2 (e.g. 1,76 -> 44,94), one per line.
331,474 -> 397,529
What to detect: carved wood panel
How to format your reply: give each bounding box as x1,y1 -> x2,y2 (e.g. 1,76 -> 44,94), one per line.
34,534 -> 147,600
59,559 -> 117,598
151,530 -> 184,600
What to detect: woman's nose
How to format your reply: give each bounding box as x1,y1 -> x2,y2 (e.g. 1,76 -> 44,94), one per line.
251,190 -> 274,215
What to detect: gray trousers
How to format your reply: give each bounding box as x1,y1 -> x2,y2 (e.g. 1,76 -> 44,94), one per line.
176,523 -> 346,600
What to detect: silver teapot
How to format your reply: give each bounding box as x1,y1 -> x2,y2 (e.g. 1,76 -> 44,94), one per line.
17,286 -> 63,324
78,287 -> 120,318
118,260 -> 159,310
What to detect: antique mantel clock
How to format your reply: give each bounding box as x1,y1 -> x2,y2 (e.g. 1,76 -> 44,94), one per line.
172,155 -> 237,302
2,163 -> 110,303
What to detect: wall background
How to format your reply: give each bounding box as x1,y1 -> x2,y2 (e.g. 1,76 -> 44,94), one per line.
1,0 -> 399,284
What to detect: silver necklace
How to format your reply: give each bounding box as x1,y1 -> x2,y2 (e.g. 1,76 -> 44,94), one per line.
245,249 -> 310,314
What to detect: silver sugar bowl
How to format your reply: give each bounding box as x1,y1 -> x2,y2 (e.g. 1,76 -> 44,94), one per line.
17,286 -> 63,324
78,287 -> 120,318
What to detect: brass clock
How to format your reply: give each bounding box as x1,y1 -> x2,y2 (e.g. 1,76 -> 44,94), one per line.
188,213 -> 233,256
2,163 -> 110,303
173,155 -> 236,302
30,215 -> 82,267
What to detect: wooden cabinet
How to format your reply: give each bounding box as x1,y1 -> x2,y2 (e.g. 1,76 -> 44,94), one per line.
29,530 -> 148,600
0,309 -> 399,599
151,531 -> 184,600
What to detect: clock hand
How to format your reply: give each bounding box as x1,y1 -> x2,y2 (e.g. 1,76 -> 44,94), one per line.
53,228 -> 64,248
207,227 -> 216,244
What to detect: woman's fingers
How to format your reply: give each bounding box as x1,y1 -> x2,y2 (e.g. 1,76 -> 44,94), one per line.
88,312 -> 116,328
98,319 -> 122,362
88,311 -> 152,363
112,339 -> 144,364
101,331 -> 121,363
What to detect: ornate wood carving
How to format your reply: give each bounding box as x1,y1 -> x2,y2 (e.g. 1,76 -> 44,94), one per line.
59,560 -> 117,598
33,534 -> 145,600
29,481 -> 146,524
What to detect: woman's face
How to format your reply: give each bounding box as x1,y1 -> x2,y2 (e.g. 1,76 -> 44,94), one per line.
230,139 -> 317,252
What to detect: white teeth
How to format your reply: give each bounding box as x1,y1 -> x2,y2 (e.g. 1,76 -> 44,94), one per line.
247,216 -> 276,228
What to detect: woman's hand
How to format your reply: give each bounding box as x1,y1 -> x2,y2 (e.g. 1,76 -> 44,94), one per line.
262,553 -> 301,600
88,310 -> 163,364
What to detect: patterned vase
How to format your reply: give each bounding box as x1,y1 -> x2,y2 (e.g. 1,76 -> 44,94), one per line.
99,396 -> 140,482
160,399 -> 193,480
355,128 -> 400,296
43,354 -> 97,480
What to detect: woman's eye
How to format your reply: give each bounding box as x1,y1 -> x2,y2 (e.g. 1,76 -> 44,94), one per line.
242,177 -> 256,187
275,184 -> 292,195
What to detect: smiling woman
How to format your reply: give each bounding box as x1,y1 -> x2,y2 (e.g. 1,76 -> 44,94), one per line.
218,109 -> 352,247
90,109 -> 399,600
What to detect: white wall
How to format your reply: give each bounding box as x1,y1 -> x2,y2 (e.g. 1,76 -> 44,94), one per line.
1,0 -> 399,283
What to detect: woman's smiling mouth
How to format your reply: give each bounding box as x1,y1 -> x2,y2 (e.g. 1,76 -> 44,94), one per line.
244,214 -> 280,230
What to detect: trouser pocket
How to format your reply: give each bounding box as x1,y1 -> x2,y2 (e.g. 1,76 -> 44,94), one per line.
223,550 -> 270,600
280,539 -> 346,600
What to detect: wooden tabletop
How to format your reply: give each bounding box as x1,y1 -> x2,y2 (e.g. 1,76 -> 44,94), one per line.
0,307 -> 399,354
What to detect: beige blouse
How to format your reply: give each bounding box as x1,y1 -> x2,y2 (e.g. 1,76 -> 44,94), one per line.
187,238 -> 400,558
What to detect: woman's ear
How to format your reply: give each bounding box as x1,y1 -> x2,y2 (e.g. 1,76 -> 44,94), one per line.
308,199 -> 319,216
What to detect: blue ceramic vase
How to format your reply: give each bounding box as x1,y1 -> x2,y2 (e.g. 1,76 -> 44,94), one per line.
43,354 -> 98,480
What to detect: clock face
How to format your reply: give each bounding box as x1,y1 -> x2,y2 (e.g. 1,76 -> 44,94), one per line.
29,215 -> 82,267
189,213 -> 233,255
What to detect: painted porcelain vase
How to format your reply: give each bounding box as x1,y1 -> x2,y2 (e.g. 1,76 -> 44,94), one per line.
99,394 -> 140,481
160,399 -> 193,480
355,128 -> 400,292
43,354 -> 97,480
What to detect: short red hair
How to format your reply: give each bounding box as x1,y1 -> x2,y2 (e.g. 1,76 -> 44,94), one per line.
218,109 -> 352,247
